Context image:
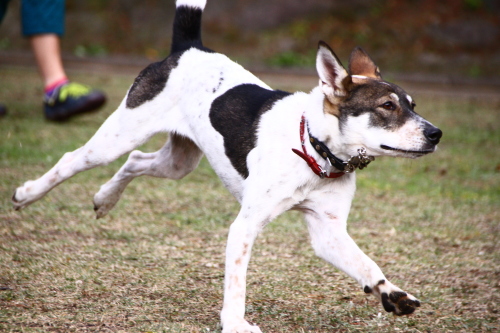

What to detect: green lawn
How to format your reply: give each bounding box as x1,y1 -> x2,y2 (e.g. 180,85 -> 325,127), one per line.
0,65 -> 499,332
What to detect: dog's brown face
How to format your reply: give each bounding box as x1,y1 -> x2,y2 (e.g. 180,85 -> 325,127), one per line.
317,43 -> 442,158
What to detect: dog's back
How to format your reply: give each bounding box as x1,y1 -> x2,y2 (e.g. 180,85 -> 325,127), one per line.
122,0 -> 309,199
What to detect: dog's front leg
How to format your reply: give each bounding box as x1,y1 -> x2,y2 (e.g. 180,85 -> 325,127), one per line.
220,213 -> 264,333
303,192 -> 420,316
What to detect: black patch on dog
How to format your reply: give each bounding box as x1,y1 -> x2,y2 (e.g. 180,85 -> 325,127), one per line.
171,6 -> 214,54
389,291 -> 419,315
338,80 -> 416,131
389,291 -> 407,303
128,3 -> 216,110
209,84 -> 290,178
126,53 -> 183,109
381,293 -> 396,313
396,298 -> 417,315
127,4 -> 215,110
213,74 -> 224,94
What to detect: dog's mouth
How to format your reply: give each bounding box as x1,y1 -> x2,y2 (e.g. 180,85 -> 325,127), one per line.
380,145 -> 435,156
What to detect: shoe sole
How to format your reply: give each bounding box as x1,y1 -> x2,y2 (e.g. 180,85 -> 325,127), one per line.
45,94 -> 106,122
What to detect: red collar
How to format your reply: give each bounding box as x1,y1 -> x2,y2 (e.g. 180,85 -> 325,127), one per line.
292,115 -> 345,179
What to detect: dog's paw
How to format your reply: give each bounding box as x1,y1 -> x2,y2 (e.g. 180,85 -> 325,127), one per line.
93,190 -> 119,219
12,181 -> 40,210
12,188 -> 24,210
222,319 -> 263,333
365,279 -> 421,316
381,290 -> 420,315
93,179 -> 130,218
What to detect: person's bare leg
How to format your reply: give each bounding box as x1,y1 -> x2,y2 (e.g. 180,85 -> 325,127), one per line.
29,34 -> 67,87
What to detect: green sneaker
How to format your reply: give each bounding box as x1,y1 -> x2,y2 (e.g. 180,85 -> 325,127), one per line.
44,82 -> 106,121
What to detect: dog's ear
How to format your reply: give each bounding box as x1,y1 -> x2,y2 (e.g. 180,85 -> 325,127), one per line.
348,47 -> 382,79
316,41 -> 351,98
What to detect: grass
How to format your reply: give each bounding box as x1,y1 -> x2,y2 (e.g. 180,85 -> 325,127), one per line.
0,64 -> 499,332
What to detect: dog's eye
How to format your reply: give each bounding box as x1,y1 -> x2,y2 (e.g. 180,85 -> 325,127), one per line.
381,101 -> 396,111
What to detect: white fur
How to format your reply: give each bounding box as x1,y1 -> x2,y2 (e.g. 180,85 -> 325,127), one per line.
176,0 -> 206,9
407,94 -> 414,105
351,74 -> 368,80
13,38 -> 433,333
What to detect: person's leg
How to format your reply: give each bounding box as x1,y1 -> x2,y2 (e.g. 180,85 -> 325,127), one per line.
29,34 -> 68,88
0,0 -> 12,116
22,0 -> 67,88
21,0 -> 106,121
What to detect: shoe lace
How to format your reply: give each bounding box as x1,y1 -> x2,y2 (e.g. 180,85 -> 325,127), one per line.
57,82 -> 93,102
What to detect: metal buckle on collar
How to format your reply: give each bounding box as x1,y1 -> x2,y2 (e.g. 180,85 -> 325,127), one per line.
318,167 -> 328,179
344,147 -> 375,173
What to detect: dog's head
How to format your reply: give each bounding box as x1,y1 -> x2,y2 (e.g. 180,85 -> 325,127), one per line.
316,41 -> 442,159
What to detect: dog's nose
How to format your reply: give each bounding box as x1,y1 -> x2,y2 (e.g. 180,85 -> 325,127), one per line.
424,126 -> 442,145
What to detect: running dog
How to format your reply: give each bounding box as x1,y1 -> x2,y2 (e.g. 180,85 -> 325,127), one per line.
13,0 -> 442,332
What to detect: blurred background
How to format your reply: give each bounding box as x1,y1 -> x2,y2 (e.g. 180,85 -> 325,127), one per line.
0,0 -> 499,78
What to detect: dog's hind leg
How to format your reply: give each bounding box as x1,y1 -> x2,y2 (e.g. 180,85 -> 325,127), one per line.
12,103 -> 166,210
93,133 -> 203,218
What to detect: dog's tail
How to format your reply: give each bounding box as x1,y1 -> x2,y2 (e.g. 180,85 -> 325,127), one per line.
171,0 -> 207,54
